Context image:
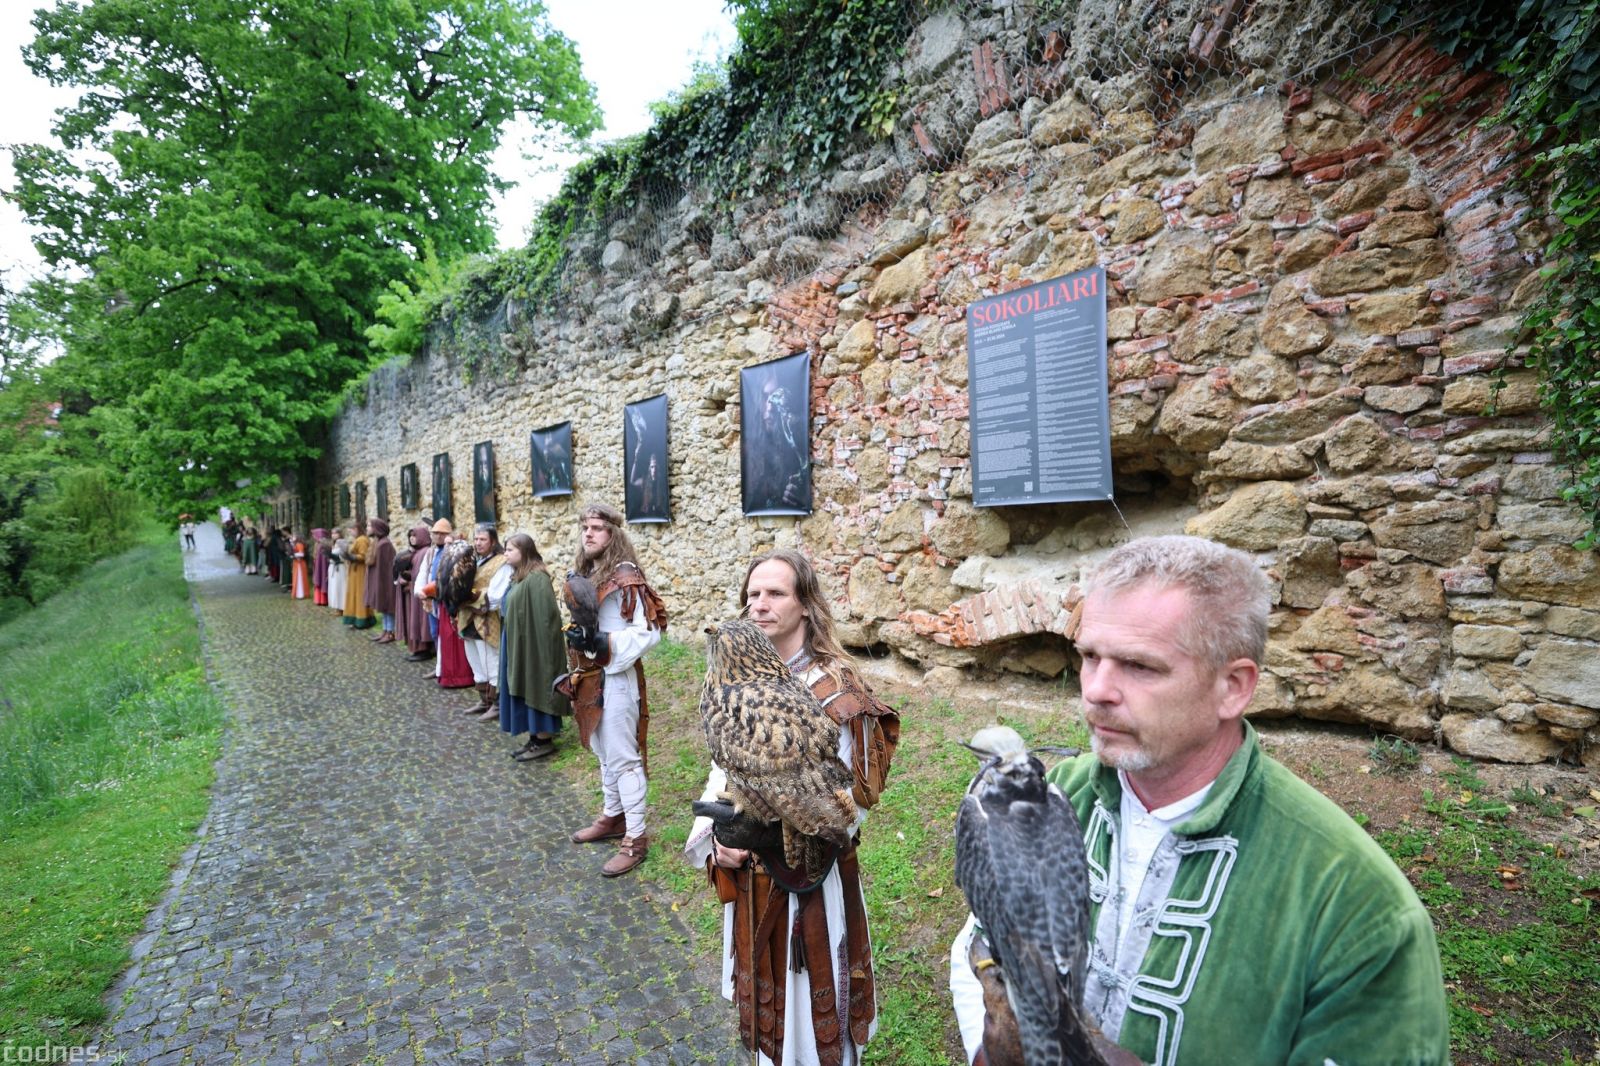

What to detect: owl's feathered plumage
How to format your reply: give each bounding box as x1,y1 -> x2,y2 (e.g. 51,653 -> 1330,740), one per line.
698,619 -> 857,869
438,540 -> 477,616
955,725 -> 1106,1066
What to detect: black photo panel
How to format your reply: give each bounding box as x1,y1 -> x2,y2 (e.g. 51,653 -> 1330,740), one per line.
431,452 -> 453,523
740,350 -> 812,517
624,394 -> 670,523
473,441 -> 497,525
400,463 -> 420,510
530,423 -> 574,499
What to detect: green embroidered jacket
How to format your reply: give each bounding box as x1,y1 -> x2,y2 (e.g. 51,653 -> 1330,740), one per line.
1046,723 -> 1449,1066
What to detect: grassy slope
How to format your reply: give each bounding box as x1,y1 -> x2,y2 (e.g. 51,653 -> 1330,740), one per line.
0,532 -> 224,1051
604,636 -> 1598,1066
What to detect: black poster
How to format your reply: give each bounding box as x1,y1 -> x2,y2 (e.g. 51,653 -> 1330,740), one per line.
740,350 -> 812,516
530,423 -> 573,499
966,266 -> 1112,506
400,464 -> 420,510
376,476 -> 389,520
431,453 -> 453,522
355,481 -> 368,525
473,441 -> 497,524
340,483 -> 352,520
624,394 -> 670,524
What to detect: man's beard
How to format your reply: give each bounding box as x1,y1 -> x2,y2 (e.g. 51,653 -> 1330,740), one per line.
1088,733 -> 1155,772
1084,708 -> 1155,772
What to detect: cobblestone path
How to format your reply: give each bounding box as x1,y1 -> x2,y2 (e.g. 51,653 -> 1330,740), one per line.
94,527 -> 739,1065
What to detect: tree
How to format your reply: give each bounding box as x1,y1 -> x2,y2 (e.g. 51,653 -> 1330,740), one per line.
8,0 -> 600,514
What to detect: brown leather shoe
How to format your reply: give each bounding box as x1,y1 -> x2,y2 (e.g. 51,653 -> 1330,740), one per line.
460,683 -> 490,714
374,632 -> 396,644
570,813 -> 626,844
601,835 -> 648,877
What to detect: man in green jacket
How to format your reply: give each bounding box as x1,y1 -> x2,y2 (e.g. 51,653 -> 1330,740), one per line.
950,534 -> 1449,1066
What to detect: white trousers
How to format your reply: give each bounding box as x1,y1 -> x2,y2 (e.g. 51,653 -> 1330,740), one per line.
592,671 -> 647,837
462,637 -> 498,686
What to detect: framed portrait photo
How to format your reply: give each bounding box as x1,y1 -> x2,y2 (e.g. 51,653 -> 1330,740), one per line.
431,453 -> 453,522
740,350 -> 812,516
376,476 -> 390,520
340,483 -> 352,520
355,481 -> 369,525
400,463 -> 420,510
530,422 -> 573,499
473,441 -> 497,525
624,394 -> 670,524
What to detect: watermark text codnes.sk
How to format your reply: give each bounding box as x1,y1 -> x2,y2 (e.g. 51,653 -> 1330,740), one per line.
0,1048 -> 124,1064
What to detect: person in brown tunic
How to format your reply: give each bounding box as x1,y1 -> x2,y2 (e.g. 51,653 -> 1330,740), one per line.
394,524 -> 434,661
685,549 -> 900,1066
364,518 -> 398,643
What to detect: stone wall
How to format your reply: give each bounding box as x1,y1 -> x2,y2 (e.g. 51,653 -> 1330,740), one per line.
303,8 -> 1598,765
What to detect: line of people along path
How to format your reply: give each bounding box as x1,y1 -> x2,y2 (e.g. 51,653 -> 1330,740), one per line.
169,511 -> 1453,1066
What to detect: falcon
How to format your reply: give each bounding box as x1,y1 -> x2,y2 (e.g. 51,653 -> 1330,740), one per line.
955,725 -> 1110,1066
561,572 -> 602,656
695,618 -> 857,871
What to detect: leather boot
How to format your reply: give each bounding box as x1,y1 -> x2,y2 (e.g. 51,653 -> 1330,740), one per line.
570,812 -> 626,844
601,835 -> 649,877
457,683 -> 489,714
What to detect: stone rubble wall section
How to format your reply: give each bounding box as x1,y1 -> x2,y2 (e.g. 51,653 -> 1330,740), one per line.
290,13 -> 1598,766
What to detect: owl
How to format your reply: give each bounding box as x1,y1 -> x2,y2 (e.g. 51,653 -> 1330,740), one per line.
955,725 -> 1109,1066
437,540 -> 478,616
697,619 -> 857,870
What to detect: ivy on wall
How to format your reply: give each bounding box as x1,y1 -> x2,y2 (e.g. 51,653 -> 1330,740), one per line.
367,0 -> 914,369
1383,0 -> 1600,547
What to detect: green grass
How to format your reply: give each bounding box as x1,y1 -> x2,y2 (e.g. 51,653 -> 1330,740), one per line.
0,531 -> 224,1051
1368,734 -> 1422,775
1376,759 -> 1600,1064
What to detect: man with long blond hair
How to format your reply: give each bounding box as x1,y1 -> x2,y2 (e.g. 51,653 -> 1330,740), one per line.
685,548 -> 901,1066
564,502 -> 667,877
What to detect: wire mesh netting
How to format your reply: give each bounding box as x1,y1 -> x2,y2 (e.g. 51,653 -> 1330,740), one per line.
443,0 -> 1460,359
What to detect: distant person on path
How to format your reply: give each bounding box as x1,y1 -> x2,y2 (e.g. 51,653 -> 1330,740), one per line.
564,502 -> 666,878
290,531 -> 310,600
454,524 -> 509,720
342,524 -> 374,629
685,549 -> 900,1065
424,524 -> 475,692
412,519 -> 450,666
364,518 -> 398,643
497,532 -> 569,761
948,535 -> 1449,1066
392,524 -> 430,660
277,527 -> 295,592
241,527 -> 260,575
311,528 -> 332,606
264,526 -> 282,583
180,518 -> 196,551
327,528 -> 348,617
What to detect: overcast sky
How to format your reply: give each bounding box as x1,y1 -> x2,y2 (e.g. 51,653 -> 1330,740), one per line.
0,0 -> 737,277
